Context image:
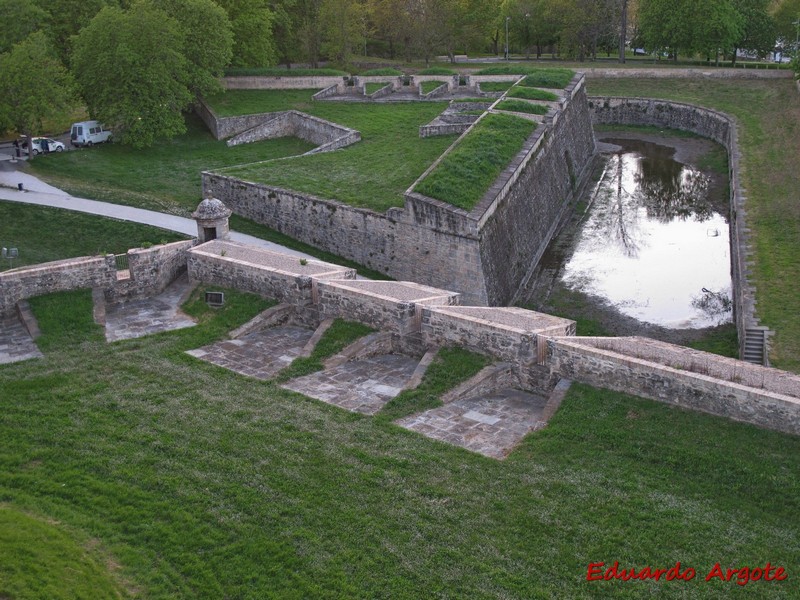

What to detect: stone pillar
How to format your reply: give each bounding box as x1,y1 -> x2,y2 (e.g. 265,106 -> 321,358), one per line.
192,198 -> 232,243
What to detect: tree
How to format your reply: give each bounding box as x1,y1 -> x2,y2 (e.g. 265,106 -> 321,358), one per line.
71,4 -> 193,148
731,0 -> 775,63
771,0 -> 800,55
217,0 -> 277,67
319,0 -> 365,65
0,0 -> 48,54
0,32 -> 77,158
144,0 -> 234,96
35,0 -> 115,64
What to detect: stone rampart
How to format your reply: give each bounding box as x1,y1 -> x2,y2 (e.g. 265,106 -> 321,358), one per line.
422,306 -> 574,364
0,256 -> 115,316
223,75 -> 347,91
187,240 -> 354,306
316,280 -> 460,335
548,336 -> 800,436
202,73 -> 597,305
226,110 -> 360,152
588,96 -> 765,362
107,241 -> 194,303
581,67 -> 791,80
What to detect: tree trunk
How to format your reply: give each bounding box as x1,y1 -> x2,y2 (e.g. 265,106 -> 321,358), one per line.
619,0 -> 628,63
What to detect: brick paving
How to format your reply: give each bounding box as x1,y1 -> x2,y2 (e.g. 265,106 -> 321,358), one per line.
0,315 -> 42,364
105,275 -> 196,342
282,354 -> 418,415
187,325 -> 315,380
396,388 -> 548,459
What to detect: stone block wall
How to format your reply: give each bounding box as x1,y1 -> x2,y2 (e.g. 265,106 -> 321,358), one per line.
548,337 -> 800,436
316,280 -> 460,335
107,241 -> 194,304
421,306 -> 574,364
0,256 -> 116,316
223,75 -> 347,91
187,240 -> 354,306
588,96 -> 764,362
477,76 -> 596,305
225,110 -> 361,152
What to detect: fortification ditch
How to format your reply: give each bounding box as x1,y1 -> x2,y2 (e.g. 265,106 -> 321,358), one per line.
588,96 -> 767,363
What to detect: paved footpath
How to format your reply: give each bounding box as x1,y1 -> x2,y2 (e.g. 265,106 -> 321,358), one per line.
0,161 -> 313,259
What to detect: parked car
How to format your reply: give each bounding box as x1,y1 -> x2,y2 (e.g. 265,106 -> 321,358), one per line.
19,137 -> 66,155
70,120 -> 113,147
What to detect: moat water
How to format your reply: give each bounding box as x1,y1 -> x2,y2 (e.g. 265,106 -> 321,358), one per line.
525,133 -> 732,334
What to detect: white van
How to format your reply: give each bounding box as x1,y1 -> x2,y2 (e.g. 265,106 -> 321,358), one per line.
70,120 -> 113,147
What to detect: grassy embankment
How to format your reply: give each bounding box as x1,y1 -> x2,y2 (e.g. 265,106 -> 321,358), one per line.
586,77 -> 800,372
0,202 -> 187,272
1,287 -> 798,598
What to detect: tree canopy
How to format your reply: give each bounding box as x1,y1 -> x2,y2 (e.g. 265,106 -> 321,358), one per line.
71,3 -> 193,148
0,32 -> 77,155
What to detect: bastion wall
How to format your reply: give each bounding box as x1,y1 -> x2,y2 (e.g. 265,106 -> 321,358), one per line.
202,74 -> 596,306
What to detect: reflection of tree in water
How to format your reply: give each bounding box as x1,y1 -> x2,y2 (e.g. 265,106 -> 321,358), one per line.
588,153 -> 643,258
635,165 -> 713,223
588,141 -> 717,259
628,139 -> 714,222
690,287 -> 733,324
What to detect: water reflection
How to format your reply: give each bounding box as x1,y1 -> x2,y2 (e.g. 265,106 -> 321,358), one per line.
560,138 -> 731,329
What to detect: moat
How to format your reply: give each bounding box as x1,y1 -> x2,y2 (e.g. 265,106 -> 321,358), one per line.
522,131 -> 733,343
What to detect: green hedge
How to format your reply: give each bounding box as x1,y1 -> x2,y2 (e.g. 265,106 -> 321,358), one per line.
360,68 -> 404,76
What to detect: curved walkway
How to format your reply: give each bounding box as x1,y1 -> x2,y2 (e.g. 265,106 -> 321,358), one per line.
0,161 -> 313,259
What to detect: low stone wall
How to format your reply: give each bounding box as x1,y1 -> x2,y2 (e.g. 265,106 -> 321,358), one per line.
581,67 -> 791,80
226,110 -> 360,152
0,256 -> 116,316
422,306 -> 574,364
419,123 -> 472,138
187,240 -> 354,306
588,96 -> 765,361
548,336 -> 800,436
316,280 -> 460,335
107,240 -> 195,303
196,97 -> 285,141
223,75 -> 346,91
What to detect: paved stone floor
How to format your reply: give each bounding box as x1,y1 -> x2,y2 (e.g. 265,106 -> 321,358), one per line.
187,325 -> 315,380
282,354 -> 418,415
0,315 -> 42,364
396,388 -> 548,459
105,275 -> 196,342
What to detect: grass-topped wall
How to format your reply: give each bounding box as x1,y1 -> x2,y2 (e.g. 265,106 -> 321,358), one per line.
496,100 -> 549,116
507,87 -> 559,101
414,113 -> 537,211
475,67 -> 575,89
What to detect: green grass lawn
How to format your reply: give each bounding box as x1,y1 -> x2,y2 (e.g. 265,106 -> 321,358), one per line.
415,113 -> 536,210
28,113 -> 316,215
218,99 -> 457,211
0,201 -> 187,271
1,288 -> 798,598
586,77 -> 800,372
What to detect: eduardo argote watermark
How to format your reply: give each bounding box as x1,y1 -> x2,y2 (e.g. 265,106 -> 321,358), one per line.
586,561 -> 788,586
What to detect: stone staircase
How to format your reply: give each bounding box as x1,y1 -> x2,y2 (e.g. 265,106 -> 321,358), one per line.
743,326 -> 770,366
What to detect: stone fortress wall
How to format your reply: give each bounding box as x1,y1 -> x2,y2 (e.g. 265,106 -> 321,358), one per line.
5,232 -> 799,437
201,73 -> 596,306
